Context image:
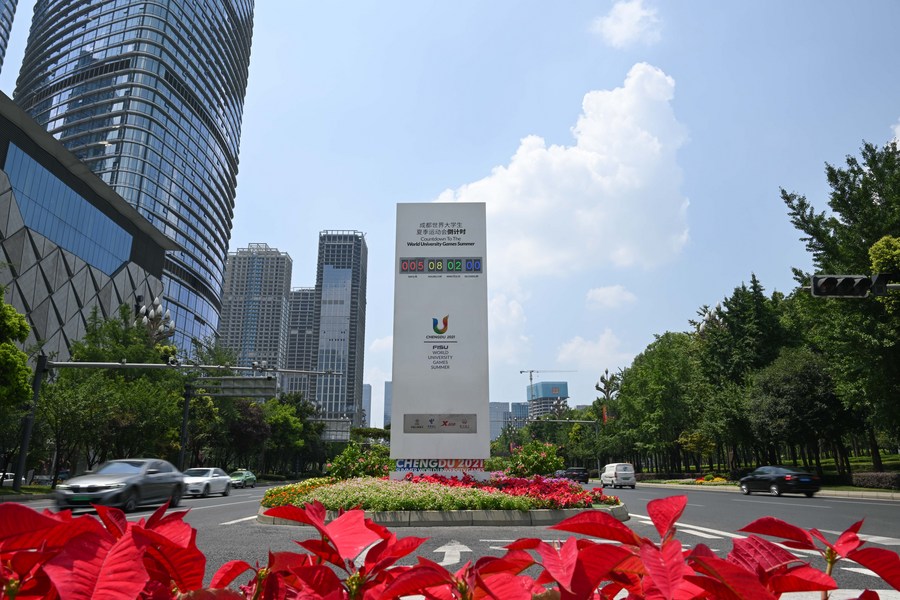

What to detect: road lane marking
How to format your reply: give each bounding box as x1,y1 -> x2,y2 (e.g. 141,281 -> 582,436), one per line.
820,530 -> 900,546
220,515 -> 259,525
841,566 -> 879,577
732,499 -> 831,509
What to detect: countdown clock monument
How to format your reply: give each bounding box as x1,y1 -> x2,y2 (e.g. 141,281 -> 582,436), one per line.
390,202 -> 490,477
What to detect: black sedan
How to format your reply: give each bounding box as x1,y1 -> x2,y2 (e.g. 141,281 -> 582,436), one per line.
562,467 -> 590,484
739,466 -> 821,497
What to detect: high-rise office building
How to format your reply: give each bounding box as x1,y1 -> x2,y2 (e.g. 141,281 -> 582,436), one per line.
383,381 -> 392,428
362,383 -> 371,428
218,243 -> 291,370
527,381 -> 570,419
13,0 -> 255,352
283,286 -> 316,397
0,0 -> 17,73
313,230 -> 367,427
489,402 -> 511,441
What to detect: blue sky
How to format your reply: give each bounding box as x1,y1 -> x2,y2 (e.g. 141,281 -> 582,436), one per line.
3,1 -> 900,428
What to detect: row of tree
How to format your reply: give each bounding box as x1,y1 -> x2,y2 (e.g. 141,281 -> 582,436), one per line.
494,141 -> 900,477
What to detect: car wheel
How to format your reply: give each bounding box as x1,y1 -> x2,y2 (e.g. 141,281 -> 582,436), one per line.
170,485 -> 183,508
630,485 -> 636,489
804,491 -> 815,498
223,483 -> 230,496
769,483 -> 781,497
201,484 -> 210,498
122,489 -> 139,513
250,481 -> 255,488
740,483 -> 750,495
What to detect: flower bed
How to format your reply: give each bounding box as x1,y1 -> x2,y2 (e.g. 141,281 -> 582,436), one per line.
261,473 -> 621,511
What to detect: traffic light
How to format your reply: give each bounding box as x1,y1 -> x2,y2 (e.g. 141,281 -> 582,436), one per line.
810,275 -> 872,298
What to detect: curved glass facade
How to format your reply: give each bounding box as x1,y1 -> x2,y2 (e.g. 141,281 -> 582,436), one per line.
0,0 -> 17,73
13,0 -> 254,350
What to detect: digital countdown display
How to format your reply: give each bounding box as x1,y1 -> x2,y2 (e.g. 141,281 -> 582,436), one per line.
398,257 -> 483,274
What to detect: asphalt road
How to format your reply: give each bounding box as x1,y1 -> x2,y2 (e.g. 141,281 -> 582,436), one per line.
17,483 -> 900,597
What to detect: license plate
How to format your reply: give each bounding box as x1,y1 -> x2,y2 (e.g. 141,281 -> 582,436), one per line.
800,477 -> 811,482
71,495 -> 90,501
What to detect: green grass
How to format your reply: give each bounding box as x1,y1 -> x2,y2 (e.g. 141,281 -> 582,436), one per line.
0,485 -> 51,497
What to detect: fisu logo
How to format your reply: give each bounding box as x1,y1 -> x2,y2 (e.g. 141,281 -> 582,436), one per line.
432,315 -> 449,334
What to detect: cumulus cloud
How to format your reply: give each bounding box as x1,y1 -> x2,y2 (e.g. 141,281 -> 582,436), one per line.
557,329 -> 634,373
893,119 -> 900,142
438,62 -> 689,289
586,285 -> 637,310
591,0 -> 662,49
436,62 -> 687,381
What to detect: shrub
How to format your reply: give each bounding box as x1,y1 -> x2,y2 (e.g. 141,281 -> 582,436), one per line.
504,440 -> 564,477
326,441 -> 392,479
852,471 -> 900,490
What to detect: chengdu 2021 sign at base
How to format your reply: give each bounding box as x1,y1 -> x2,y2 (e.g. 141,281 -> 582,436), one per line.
390,202 -> 490,477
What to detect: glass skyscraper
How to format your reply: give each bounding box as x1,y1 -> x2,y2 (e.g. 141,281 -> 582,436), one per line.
313,231 -> 367,427
12,0 -> 254,351
0,0 -> 17,73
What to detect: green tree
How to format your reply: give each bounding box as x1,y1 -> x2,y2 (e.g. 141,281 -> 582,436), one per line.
783,141 -> 900,468
327,441 -> 392,479
504,440 -> 564,477
0,285 -> 30,473
748,347 -> 850,473
263,397 -> 306,474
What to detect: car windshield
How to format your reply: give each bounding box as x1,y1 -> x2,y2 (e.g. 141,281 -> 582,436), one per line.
96,461 -> 145,475
230,471 -> 245,477
184,469 -> 211,477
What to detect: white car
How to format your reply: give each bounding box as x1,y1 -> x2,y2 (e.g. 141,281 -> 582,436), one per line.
183,467 -> 231,497
600,463 -> 636,489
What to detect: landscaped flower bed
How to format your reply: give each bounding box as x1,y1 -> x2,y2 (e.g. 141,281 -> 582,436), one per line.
261,473 -> 621,511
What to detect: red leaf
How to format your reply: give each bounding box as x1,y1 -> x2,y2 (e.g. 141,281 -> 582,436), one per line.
639,539 -> 687,599
324,509 -> 386,562
833,520 -> 865,557
738,517 -> 816,550
549,510 -> 642,546
133,526 -> 206,592
209,560 -> 254,588
0,505 -> 105,553
93,505 -> 128,539
849,547 -> 900,590
688,553 -> 778,600
178,590 -> 246,599
380,562 -> 454,599
646,496 -> 688,540
727,535 -> 799,574
43,531 -> 150,600
767,565 -> 837,594
532,538 -> 580,592
476,571 -> 534,600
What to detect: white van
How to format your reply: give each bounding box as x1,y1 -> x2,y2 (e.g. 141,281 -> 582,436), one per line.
600,463 -> 636,489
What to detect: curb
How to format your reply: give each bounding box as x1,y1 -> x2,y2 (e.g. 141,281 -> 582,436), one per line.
257,502 -> 630,527
0,493 -> 52,503
636,482 -> 900,501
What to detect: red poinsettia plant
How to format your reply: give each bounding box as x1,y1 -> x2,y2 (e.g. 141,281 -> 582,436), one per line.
1,495 -> 899,599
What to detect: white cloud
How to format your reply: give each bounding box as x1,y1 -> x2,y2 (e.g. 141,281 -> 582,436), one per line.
436,62 -> 687,383
369,335 -> 393,353
586,285 -> 637,310
556,329 -> 634,373
893,119 -> 900,143
591,0 -> 662,49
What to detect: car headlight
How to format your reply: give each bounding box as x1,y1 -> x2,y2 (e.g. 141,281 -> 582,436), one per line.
56,484 -> 71,491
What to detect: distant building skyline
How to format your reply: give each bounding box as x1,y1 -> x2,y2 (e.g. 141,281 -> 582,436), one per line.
0,0 -> 16,73
527,381 -> 570,419
218,243 -> 292,370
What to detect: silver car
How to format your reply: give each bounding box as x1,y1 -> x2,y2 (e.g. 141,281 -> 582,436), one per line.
183,467 -> 231,497
54,459 -> 184,512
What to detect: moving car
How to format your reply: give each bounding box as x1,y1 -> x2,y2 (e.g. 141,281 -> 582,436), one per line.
229,469 -> 256,488
54,458 -> 184,512
562,467 -> 590,484
183,467 -> 231,497
600,463 -> 636,489
739,466 -> 821,497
